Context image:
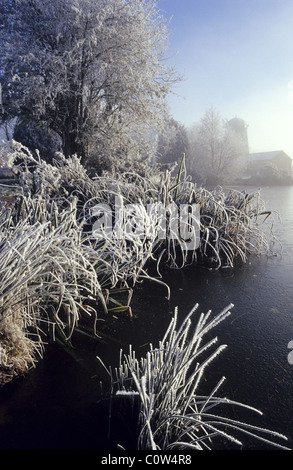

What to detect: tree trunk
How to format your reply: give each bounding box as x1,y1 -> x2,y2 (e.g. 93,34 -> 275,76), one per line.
62,88 -> 88,166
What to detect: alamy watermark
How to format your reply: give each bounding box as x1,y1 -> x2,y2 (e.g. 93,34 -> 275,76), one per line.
91,197 -> 200,250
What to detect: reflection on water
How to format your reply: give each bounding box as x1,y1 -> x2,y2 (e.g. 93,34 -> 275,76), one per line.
0,186 -> 292,450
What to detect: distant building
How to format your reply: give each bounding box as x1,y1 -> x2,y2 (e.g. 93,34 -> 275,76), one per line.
227,117 -> 249,155
249,150 -> 292,175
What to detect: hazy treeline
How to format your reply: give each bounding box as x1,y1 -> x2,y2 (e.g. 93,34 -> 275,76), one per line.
157,106 -> 249,186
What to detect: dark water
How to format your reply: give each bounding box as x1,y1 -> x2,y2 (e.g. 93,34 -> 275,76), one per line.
0,185 -> 292,455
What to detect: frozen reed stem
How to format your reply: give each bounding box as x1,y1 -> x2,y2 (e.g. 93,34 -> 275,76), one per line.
108,303 -> 290,450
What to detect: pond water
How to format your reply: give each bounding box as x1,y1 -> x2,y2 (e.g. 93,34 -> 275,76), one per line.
0,185 -> 292,453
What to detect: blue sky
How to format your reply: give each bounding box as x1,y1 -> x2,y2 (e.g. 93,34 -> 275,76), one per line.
159,0 -> 293,157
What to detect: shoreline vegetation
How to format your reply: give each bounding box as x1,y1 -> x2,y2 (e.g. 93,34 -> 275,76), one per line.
0,140 -> 286,449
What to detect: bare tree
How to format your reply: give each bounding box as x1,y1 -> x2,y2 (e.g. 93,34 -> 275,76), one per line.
0,0 -> 178,169
188,106 -> 247,185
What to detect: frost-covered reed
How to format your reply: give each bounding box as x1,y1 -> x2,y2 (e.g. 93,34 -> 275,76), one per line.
0,143 -> 162,383
105,304 -> 289,450
0,200 -> 103,383
6,141 -> 276,273
0,142 -> 277,384
194,185 -> 276,268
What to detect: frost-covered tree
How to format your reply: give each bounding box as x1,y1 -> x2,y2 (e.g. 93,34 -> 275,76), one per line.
0,0 -> 178,169
188,106 -> 247,185
156,116 -> 190,167
13,118 -> 62,163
